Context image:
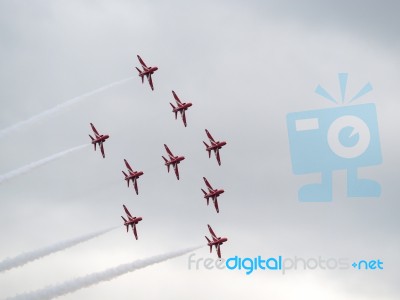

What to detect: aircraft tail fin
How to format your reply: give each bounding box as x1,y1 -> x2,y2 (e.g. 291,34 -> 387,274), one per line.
203,141 -> 212,157
205,236 -> 212,252
162,156 -> 170,172
89,135 -> 96,150
169,103 -> 178,119
121,216 -> 129,232
201,189 -> 209,205
136,67 -> 144,83
122,171 -> 129,186
203,141 -> 211,158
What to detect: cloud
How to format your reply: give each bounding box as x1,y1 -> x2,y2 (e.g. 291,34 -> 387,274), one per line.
7,245 -> 202,300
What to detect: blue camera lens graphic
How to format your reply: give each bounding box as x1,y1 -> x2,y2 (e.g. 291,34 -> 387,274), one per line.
286,103 -> 382,201
339,127 -> 359,147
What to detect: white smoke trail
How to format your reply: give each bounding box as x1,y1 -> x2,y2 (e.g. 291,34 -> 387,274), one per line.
0,77 -> 134,139
0,144 -> 89,185
8,245 -> 202,300
0,227 -> 117,273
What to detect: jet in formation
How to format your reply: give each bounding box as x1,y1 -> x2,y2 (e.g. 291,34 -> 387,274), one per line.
170,90 -> 192,127
162,144 -> 185,180
136,55 -> 158,91
89,123 -> 109,158
122,159 -> 144,195
205,224 -> 228,258
201,177 -> 224,213
121,205 -> 143,240
203,129 -> 227,166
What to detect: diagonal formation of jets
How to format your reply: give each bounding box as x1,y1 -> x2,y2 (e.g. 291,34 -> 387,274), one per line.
87,54 -> 228,258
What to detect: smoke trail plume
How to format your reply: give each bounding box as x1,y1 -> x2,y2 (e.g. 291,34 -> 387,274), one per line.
0,77 -> 134,139
0,227 -> 117,273
8,245 -> 202,300
0,144 -> 89,185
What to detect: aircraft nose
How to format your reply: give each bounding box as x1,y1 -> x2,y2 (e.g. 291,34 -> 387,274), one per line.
221,189 -> 225,193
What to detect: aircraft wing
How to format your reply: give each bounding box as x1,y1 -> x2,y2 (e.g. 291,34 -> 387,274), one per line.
181,110 -> 187,127
213,198 -> 219,213
124,159 -> 134,172
172,90 -> 183,105
203,177 -> 213,190
90,123 -> 100,137
137,55 -> 148,68
215,149 -> 221,166
100,142 -> 105,158
205,129 -> 216,143
123,205 -> 133,219
164,144 -> 174,157
147,74 -> 154,90
133,224 -> 138,240
173,163 -> 180,180
208,224 -> 217,239
216,244 -> 222,258
133,179 -> 139,195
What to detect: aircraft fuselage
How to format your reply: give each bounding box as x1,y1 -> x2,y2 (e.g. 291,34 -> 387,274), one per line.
141,66 -> 158,75
124,217 -> 142,227
92,135 -> 109,145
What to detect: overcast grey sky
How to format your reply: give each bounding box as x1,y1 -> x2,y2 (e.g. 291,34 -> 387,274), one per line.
0,1 -> 399,299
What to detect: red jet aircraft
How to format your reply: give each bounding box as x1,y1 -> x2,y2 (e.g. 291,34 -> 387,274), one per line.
203,129 -> 227,166
205,224 -> 228,259
89,123 -> 109,158
170,90 -> 192,127
162,144 -> 185,180
201,177 -> 224,213
121,204 -> 143,240
135,55 -> 158,90
122,159 -> 144,195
